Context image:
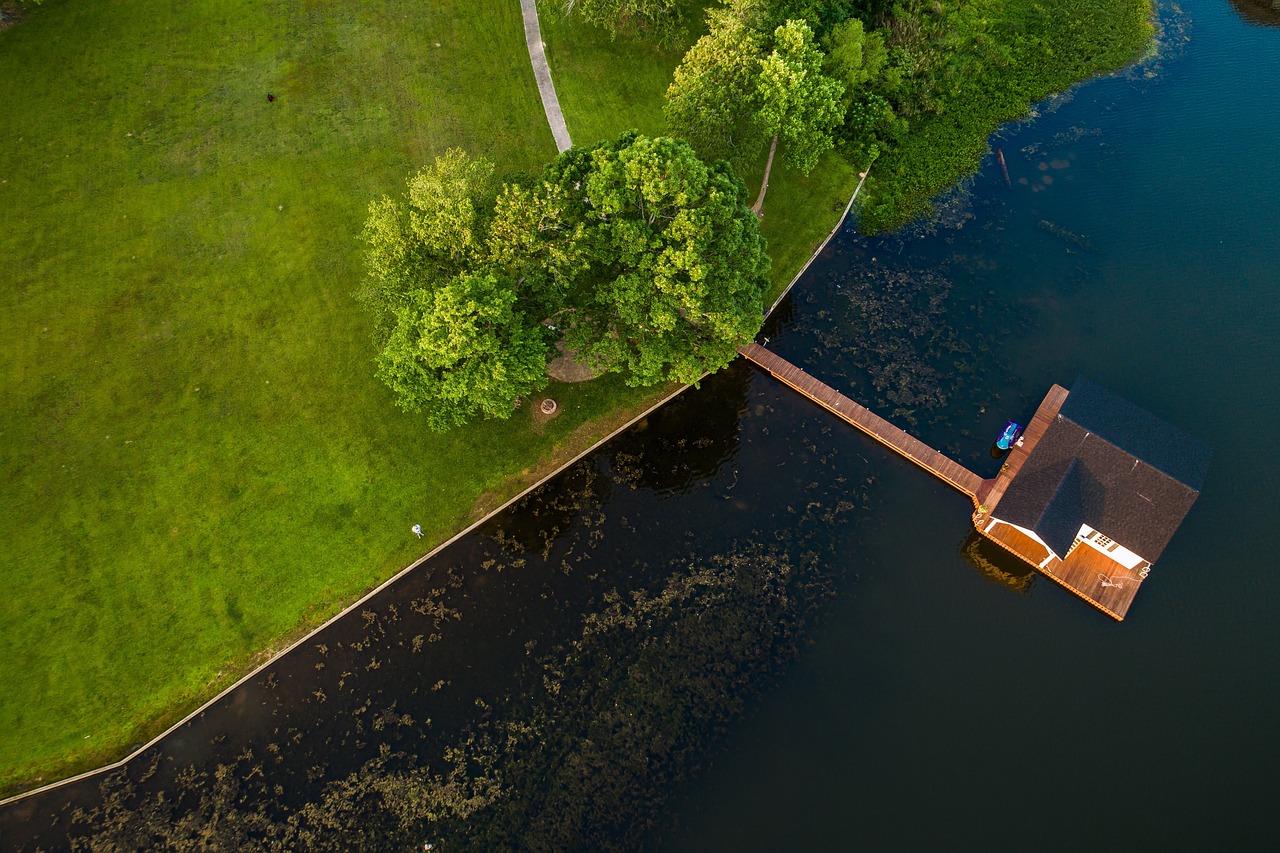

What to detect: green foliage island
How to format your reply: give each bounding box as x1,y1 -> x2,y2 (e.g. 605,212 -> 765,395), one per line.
0,0 -> 1150,797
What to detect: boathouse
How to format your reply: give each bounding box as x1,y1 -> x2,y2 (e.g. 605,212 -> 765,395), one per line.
976,377 -> 1212,619
738,342 -> 1211,620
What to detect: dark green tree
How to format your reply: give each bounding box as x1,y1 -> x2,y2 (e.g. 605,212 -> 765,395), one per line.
375,272 -> 553,429
546,132 -> 771,386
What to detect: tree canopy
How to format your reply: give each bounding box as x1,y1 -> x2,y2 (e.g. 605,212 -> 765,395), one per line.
359,134 -> 770,426
755,19 -> 845,175
548,133 -> 770,386
375,272 -> 553,430
663,0 -> 768,166
360,149 -> 500,337
664,6 -> 846,213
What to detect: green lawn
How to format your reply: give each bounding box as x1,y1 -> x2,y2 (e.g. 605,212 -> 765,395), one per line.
2,0 -> 1143,796
0,0 -> 672,794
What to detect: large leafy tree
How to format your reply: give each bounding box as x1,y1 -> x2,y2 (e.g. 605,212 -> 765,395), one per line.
359,149 -> 499,336
821,16 -> 888,99
663,0 -> 768,165
484,180 -> 590,319
360,134 -> 769,425
752,18 -> 845,212
374,272 -> 553,429
546,133 -> 770,386
359,151 -> 560,427
664,6 -> 845,215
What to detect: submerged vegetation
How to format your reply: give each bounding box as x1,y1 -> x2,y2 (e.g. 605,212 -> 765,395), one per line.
70,550 -> 837,850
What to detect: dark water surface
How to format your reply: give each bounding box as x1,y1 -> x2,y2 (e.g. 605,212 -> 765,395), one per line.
665,2 -> 1280,849
4,0 -> 1278,849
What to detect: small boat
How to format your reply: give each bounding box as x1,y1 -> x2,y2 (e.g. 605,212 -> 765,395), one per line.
994,421 -> 1023,453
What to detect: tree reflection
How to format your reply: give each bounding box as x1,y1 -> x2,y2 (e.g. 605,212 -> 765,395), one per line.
958,529 -> 1037,593
604,363 -> 751,496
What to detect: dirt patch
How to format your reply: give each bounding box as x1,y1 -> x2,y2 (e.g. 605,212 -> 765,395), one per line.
547,340 -> 601,383
528,396 -> 563,434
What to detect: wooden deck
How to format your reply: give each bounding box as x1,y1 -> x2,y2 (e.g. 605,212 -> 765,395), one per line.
978,521 -> 1146,620
974,383 -> 1070,513
738,348 -> 1143,620
738,343 -> 985,498
972,383 -> 1142,621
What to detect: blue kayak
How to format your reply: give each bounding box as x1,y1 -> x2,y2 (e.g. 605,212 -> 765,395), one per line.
995,420 -> 1023,451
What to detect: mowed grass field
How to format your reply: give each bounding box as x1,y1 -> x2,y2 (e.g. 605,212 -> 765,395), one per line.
0,0 -> 673,793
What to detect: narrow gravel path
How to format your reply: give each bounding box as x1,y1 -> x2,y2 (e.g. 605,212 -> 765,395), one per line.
520,0 -> 573,152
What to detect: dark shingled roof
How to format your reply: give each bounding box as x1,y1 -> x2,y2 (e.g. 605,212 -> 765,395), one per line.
1057,377 -> 1212,490
995,378 -> 1211,563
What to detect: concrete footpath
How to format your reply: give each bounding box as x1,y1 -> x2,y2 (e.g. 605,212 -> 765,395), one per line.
520,0 -> 573,152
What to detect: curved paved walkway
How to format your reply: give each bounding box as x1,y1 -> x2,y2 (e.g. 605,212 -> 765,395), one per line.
520,0 -> 573,152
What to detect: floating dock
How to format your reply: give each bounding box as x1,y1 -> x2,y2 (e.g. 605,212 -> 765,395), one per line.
739,344 -> 1207,621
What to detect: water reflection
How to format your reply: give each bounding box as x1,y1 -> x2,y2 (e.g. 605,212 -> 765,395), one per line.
601,363 -> 749,498
958,530 -> 1037,594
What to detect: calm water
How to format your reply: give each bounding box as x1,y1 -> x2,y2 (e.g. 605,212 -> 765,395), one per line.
666,2 -> 1280,848
3,0 -> 1278,849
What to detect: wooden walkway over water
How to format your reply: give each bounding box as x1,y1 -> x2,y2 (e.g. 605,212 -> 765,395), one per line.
738,343 -> 985,497
738,344 -> 1139,620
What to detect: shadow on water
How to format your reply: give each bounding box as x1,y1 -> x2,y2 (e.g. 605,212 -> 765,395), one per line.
958,529 -> 1037,594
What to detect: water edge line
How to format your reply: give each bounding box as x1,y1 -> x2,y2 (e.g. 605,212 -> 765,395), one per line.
1,169 -> 871,808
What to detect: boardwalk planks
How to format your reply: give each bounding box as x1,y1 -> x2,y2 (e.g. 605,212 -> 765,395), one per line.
738,346 -> 1140,620
738,343 -> 985,497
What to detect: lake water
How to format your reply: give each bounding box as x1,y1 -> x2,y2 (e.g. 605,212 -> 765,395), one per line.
665,2 -> 1280,848
2,0 -> 1277,849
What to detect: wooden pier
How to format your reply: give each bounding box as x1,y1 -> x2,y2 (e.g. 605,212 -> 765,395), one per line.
974,384 -> 1069,512
738,343 -> 985,497
738,344 -> 1196,621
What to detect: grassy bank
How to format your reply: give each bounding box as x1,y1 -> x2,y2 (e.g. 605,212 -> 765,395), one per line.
0,0 -> 1151,797
0,0 -> 674,795
859,0 -> 1154,232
